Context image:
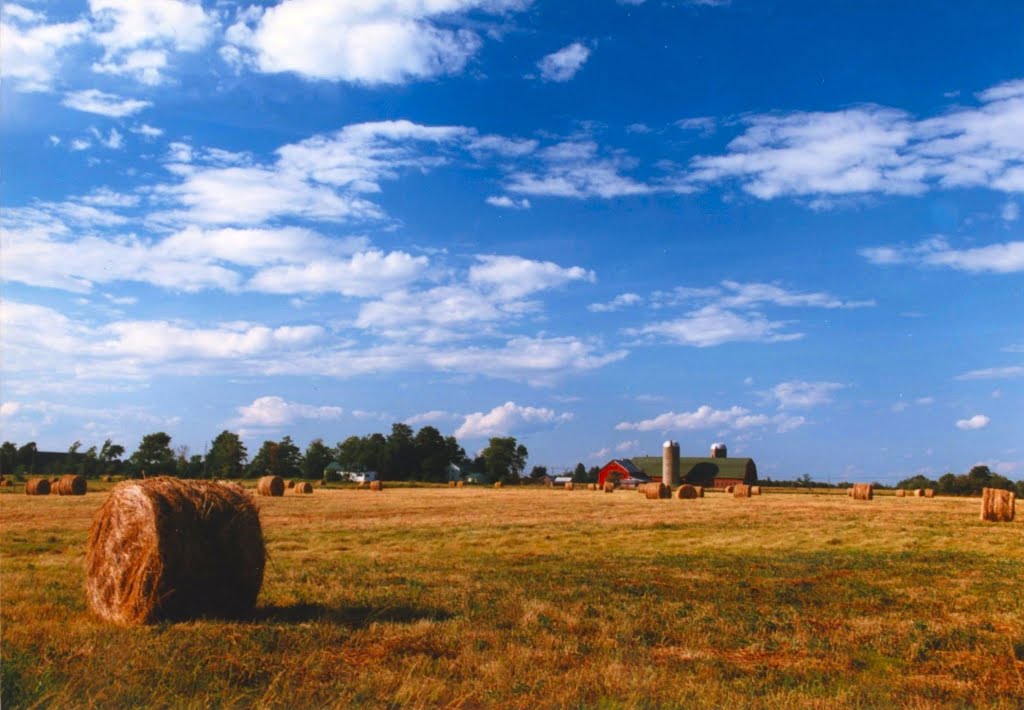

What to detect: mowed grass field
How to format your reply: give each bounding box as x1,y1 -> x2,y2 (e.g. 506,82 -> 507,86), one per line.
2,485 -> 1023,709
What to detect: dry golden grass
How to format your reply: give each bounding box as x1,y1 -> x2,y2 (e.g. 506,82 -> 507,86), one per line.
2,486 -> 1023,708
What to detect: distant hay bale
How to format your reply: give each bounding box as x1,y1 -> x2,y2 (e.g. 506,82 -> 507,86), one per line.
0,479 -> 13,488
895,489 -> 906,497
565,481 -> 574,491
750,486 -> 762,496
852,483 -> 874,501
286,480 -> 296,489
85,477 -> 265,624
644,482 -> 670,500
494,481 -> 503,488
449,481 -> 456,488
924,488 -> 935,498
733,484 -> 752,498
587,483 -> 597,491
677,484 -> 699,500
102,475 -> 114,483
913,488 -> 924,498
369,480 -> 382,491
318,480 -> 326,487
603,482 -> 615,493
51,477 -> 60,484
357,481 -> 367,489
457,480 -> 466,488
256,476 -> 284,497
55,474 -> 87,496
725,485 -> 735,494
26,478 -> 51,495
980,488 -> 1015,522
293,481 -> 313,494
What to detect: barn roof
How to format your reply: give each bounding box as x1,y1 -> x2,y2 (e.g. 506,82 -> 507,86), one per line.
604,459 -> 644,475
630,456 -> 756,482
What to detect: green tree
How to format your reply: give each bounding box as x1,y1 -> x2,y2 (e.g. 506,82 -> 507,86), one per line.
302,438 -> 334,479
386,423 -> 417,480
129,433 -> 174,476
17,442 -> 38,473
572,462 -> 587,483
0,441 -> 17,475
207,430 -> 247,478
481,437 -> 528,484
414,426 -> 452,482
335,436 -> 366,472
278,436 -> 303,478
248,440 -> 280,477
529,465 -> 548,482
98,439 -> 125,473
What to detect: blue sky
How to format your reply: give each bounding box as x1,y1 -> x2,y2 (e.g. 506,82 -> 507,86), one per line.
2,0 -> 1021,482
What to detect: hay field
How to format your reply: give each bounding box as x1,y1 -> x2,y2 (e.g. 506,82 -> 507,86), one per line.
2,486 -> 1023,708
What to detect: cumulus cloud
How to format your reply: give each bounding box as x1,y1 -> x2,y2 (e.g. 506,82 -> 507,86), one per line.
224,0 -> 527,85
504,139 -> 653,199
860,237 -> 1024,274
955,366 -> 1024,380
588,293 -> 642,312
485,195 -> 531,209
455,401 -> 572,439
616,404 -> 803,434
468,255 -> 595,299
62,89 -> 152,117
404,410 -> 459,426
536,42 -> 591,82
626,305 -> 800,347
769,380 -> 844,409
956,414 -> 990,430
233,395 -> 342,428
0,7 -> 89,92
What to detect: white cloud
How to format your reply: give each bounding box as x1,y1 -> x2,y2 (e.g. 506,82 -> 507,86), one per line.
70,138 -> 92,151
861,237 -> 1024,274
227,0 -> 527,85
616,404 -> 804,434
505,139 -> 652,199
770,380 -> 844,409
588,293 -> 642,312
615,440 -> 639,453
0,9 -> 89,92
405,410 -> 458,426
89,0 -> 217,84
233,395 -> 342,428
955,366 -> 1024,380
455,401 -> 572,439
92,127 -> 124,149
956,414 -> 990,431
486,195 -> 531,209
1002,200 -> 1020,223
131,123 -> 163,138
588,447 -> 612,460
626,305 -> 801,347
536,42 -> 591,82
248,250 -> 428,296
468,255 -> 595,299
62,89 -> 152,117
675,116 -> 716,136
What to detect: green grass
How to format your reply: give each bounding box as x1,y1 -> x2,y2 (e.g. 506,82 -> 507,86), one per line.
2,487 -> 1023,708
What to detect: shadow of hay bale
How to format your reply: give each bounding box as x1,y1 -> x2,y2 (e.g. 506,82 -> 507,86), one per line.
253,603 -> 455,628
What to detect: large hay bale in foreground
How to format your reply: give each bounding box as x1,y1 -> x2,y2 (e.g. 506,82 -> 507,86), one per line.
55,474 -> 87,496
26,478 -> 51,495
293,481 -> 313,494
256,476 -> 284,497
677,484 -> 699,500
86,477 -> 265,624
603,482 -> 615,493
369,480 -> 382,491
895,489 -> 906,497
733,484 -> 752,498
851,483 -> 874,501
981,488 -> 1015,522
644,482 -> 670,500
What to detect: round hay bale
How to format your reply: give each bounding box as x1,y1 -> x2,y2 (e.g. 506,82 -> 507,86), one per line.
293,481 -> 313,494
0,479 -> 13,488
603,482 -> 615,493
565,481 -> 574,491
55,474 -> 87,496
852,483 -> 874,501
256,476 -> 284,497
980,487 -> 1015,522
369,480 -> 382,491
494,481 -> 503,488
587,483 -> 597,491
725,485 -> 735,494
51,477 -> 60,484
26,478 -> 51,495
733,484 -> 752,498
448,481 -> 456,488
457,480 -> 466,488
645,482 -> 670,500
286,480 -> 296,489
85,477 -> 265,624
924,488 -> 935,498
102,475 -> 114,483
913,488 -> 924,498
750,486 -> 762,496
676,484 -> 699,500
318,479 -> 327,487
895,489 -> 906,497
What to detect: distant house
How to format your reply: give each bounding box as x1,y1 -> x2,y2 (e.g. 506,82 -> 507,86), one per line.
324,463 -> 377,482
597,459 -> 650,488
553,475 -> 574,485
630,455 -> 757,488
351,471 -> 377,483
447,463 -> 491,485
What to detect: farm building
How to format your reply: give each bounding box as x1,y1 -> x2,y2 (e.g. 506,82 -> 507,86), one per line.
597,459 -> 650,488
446,463 -> 491,485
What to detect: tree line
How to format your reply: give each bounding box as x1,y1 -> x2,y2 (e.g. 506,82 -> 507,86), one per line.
0,425 -> 531,484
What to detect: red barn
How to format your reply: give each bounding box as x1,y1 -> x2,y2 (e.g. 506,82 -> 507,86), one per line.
597,459 -> 649,488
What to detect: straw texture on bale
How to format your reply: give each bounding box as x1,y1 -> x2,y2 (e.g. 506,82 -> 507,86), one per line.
293,481 -> 313,494
980,487 -> 1015,522
644,482 -> 670,500
55,474 -> 87,496
924,488 -> 935,498
26,478 -> 51,495
369,480 -> 382,491
256,476 -> 284,497
733,484 -> 752,498
896,489 -> 906,497
565,481 -> 574,491
85,477 -> 265,625
676,484 -> 699,499
603,482 -> 615,493
913,488 -> 924,498
851,483 -> 874,501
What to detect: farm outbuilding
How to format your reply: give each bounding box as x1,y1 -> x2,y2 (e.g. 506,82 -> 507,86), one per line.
597,459 -> 650,488
631,455 -> 757,489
